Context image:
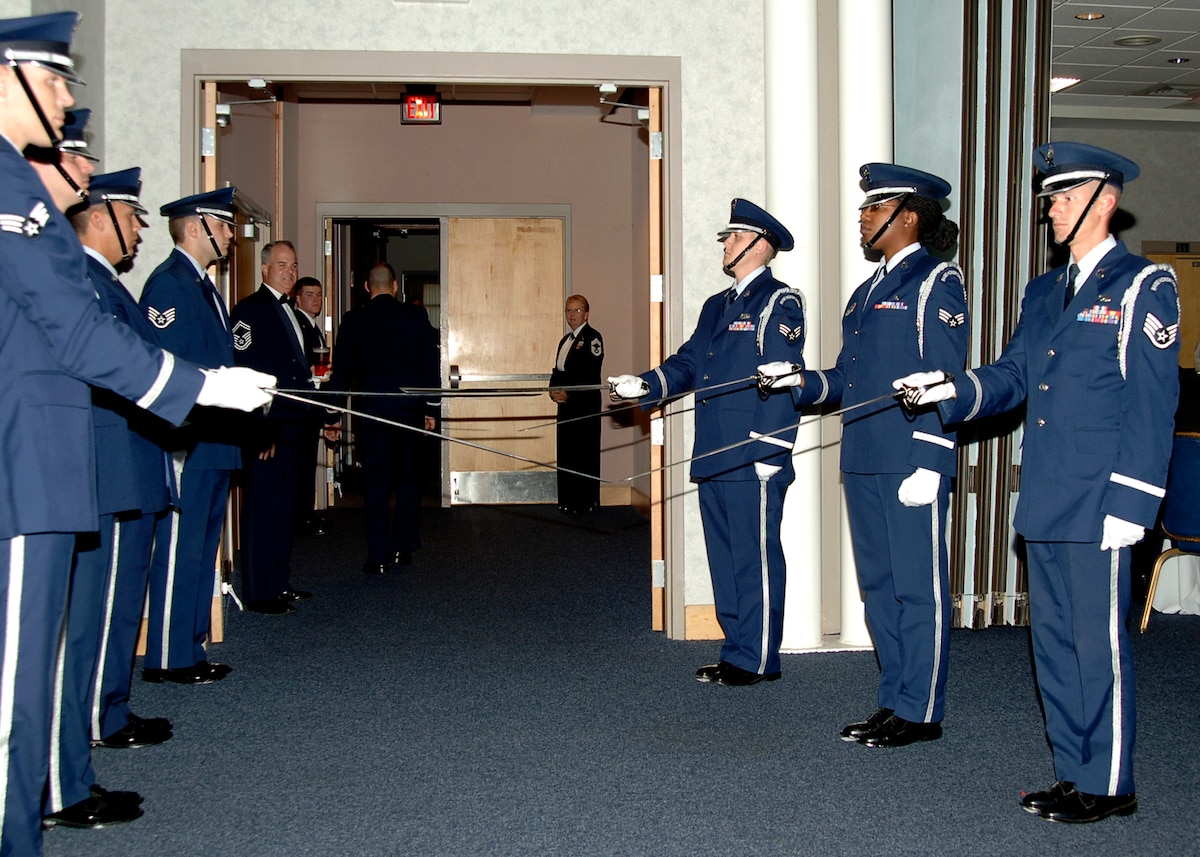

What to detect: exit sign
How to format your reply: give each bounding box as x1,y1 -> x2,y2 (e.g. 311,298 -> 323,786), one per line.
402,94 -> 441,125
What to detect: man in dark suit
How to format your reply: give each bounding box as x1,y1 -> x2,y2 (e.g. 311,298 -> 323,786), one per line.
549,294 -> 604,513
139,186 -> 242,683
0,15 -> 274,850
897,143 -> 1179,823
291,276 -> 328,534
609,199 -> 806,687
231,240 -> 317,613
324,263 -> 440,574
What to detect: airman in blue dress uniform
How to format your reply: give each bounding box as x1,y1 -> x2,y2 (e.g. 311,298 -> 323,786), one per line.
0,15 -> 275,852
42,160 -> 177,829
896,142 -> 1179,823
760,165 -> 969,748
139,186 -> 242,685
609,198 -> 806,686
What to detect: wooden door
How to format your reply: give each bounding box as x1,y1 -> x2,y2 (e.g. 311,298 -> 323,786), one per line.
445,217 -> 564,504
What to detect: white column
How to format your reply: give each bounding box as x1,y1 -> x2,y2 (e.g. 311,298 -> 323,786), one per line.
836,0 -> 893,647
764,0 -> 823,651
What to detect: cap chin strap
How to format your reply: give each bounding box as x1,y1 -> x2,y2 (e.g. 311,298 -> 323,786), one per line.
10,62 -> 63,146
862,192 -> 912,250
199,215 -> 226,262
1056,175 -> 1108,248
103,199 -> 132,262
722,233 -> 763,277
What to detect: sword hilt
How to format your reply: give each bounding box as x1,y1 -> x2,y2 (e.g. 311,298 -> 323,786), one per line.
898,372 -> 955,410
756,363 -> 802,395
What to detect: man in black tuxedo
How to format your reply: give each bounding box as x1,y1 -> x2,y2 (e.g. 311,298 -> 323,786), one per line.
550,294 -> 604,513
324,263 -> 440,574
230,240 -> 316,614
291,276 -> 328,534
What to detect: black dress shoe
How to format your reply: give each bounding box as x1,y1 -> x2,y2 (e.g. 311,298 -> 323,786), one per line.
714,661 -> 781,686
244,597 -> 296,615
858,715 -> 942,747
43,792 -> 144,829
142,661 -> 231,685
363,562 -> 389,575
840,708 -> 894,743
392,551 -> 413,567
1020,780 -> 1075,814
279,588 -> 313,602
694,663 -> 722,683
94,714 -> 173,749
1040,790 -> 1137,823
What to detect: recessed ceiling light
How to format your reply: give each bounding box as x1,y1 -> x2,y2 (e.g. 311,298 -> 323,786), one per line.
1075,12 -> 1105,21
1113,35 -> 1162,47
1050,76 -> 1082,93
1168,57 -> 1192,64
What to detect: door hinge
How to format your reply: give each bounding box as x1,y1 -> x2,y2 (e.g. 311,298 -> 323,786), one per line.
200,127 -> 216,157
650,131 -> 663,160
324,240 -> 332,257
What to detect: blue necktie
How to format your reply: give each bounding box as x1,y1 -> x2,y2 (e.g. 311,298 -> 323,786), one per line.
1063,263 -> 1079,312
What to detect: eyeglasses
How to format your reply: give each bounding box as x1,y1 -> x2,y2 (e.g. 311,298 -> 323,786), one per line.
565,308 -> 586,314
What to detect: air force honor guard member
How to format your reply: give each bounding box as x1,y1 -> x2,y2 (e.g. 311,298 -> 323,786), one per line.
45,169 -> 177,832
0,12 -> 275,855
759,165 -> 969,748
896,143 -> 1179,823
139,187 -> 242,685
608,199 -> 805,686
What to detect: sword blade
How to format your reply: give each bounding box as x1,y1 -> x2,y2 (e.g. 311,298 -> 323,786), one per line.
518,373 -> 760,433
274,391 -> 610,483
620,390 -> 903,482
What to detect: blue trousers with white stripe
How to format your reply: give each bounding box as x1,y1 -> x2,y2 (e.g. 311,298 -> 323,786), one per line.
146,468 -> 229,670
0,533 -> 73,857
844,472 -> 951,724
1025,540 -> 1135,796
91,511 -> 157,742
697,475 -> 789,676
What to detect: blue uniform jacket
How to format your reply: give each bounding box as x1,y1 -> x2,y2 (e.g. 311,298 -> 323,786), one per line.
86,252 -> 173,516
640,268 -> 806,481
941,241 -> 1179,541
795,248 -> 968,476
0,140 -> 202,540
325,293 -> 440,422
230,284 -> 315,446
140,248 -> 240,470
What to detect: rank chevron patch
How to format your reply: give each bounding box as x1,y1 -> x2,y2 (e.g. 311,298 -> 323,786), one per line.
0,202 -> 50,238
1143,312 -> 1178,349
147,306 -> 176,329
938,308 -> 966,328
232,320 -> 252,351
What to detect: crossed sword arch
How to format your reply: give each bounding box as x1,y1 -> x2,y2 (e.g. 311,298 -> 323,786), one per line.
271,366 -> 939,484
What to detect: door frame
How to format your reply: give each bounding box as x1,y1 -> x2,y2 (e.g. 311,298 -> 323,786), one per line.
184,50 -> 687,637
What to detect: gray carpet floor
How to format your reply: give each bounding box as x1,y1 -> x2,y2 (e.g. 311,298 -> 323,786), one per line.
43,505 -> 1200,857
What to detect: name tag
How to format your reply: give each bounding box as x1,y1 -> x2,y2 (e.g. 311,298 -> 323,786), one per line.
729,320 -> 755,332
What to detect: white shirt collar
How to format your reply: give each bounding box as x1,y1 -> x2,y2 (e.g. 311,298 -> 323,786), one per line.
733,265 -> 767,295
175,246 -> 208,279
885,242 -> 921,272
1071,234 -> 1117,286
83,245 -> 118,278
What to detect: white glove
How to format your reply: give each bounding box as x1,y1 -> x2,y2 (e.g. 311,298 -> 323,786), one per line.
607,374 -> 649,400
1100,515 -> 1146,552
892,370 -> 956,407
195,366 -> 277,412
897,467 -> 941,507
754,461 -> 783,481
756,361 -> 801,390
